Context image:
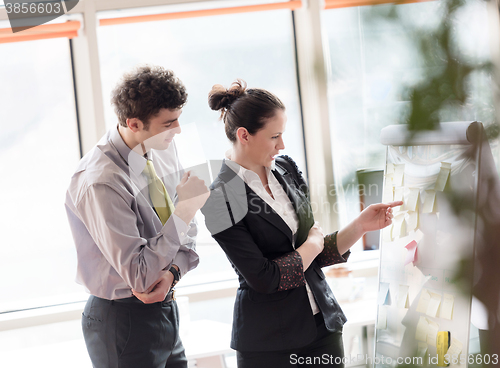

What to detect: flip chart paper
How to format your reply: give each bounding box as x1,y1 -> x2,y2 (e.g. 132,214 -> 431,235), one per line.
407,211 -> 419,232
377,307 -> 387,329
407,188 -> 420,211
397,285 -> 410,308
440,294 -> 454,320
383,224 -> 393,242
378,282 -> 391,305
423,190 -> 437,213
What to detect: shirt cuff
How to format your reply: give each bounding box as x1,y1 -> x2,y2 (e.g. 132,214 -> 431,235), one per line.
316,231 -> 350,268
172,252 -> 190,278
164,214 -> 191,245
274,251 -> 306,291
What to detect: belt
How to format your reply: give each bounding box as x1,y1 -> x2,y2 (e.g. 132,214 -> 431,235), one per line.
113,288 -> 176,306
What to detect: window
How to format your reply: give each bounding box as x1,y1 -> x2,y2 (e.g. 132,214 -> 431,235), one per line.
0,37 -> 81,312
323,0 -> 495,247
97,7 -> 306,284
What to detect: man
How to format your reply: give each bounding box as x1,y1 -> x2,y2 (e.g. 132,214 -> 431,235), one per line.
65,65 -> 209,368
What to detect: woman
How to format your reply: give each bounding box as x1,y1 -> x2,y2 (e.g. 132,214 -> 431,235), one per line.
201,80 -> 400,368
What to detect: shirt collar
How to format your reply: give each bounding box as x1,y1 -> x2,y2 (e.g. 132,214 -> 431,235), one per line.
224,149 -> 275,184
109,125 -> 148,176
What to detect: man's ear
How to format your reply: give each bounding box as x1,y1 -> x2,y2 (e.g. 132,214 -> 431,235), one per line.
236,127 -> 250,145
126,118 -> 143,132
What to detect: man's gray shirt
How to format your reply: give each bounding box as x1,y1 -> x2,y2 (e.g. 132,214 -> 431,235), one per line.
65,126 -> 198,300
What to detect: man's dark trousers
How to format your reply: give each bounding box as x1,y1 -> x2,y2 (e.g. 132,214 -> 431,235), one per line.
82,292 -> 187,368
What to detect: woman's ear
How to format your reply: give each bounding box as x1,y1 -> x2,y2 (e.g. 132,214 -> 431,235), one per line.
236,127 -> 250,145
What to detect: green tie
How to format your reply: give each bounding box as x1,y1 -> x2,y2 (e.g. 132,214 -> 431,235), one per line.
143,159 -> 175,225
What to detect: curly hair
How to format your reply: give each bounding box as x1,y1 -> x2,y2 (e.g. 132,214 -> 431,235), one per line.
111,65 -> 188,129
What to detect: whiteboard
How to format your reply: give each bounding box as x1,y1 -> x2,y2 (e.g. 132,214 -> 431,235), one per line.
374,122 -> 484,368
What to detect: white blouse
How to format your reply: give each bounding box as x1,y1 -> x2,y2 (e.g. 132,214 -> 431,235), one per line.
225,152 -> 320,315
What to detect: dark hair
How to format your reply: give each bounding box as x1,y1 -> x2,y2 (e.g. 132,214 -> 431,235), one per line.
111,65 -> 187,129
208,79 -> 285,143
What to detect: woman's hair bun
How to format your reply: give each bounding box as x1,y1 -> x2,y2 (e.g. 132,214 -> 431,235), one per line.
208,79 -> 247,111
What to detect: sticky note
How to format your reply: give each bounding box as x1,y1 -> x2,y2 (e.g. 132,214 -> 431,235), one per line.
387,163 -> 395,175
423,190 -> 437,213
435,163 -> 451,192
407,188 -> 420,212
440,294 -> 454,320
394,187 -> 404,211
393,213 -> 407,239
426,291 -> 442,317
446,338 -> 463,357
397,285 -> 410,308
416,342 -> 428,365
377,306 -> 387,329
405,240 -> 418,266
441,162 -> 451,170
416,316 -> 428,342
383,224 -> 393,242
427,319 -> 439,346
378,282 -> 391,305
437,331 -> 451,367
383,185 -> 394,202
407,211 -> 419,232
394,164 -> 405,186
385,173 -> 394,187
416,289 -> 431,313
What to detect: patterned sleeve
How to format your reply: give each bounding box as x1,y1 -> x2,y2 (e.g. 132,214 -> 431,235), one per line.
273,251 -> 306,291
315,231 -> 350,268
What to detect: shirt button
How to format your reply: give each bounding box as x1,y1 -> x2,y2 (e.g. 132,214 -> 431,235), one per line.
180,232 -> 185,236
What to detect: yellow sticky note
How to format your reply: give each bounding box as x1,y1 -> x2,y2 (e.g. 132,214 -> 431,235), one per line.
397,285 -> 410,308
426,291 -> 442,318
394,164 -> 405,186
440,294 -> 454,320
416,316 -> 428,342
407,188 -> 420,212
446,338 -> 463,357
437,331 -> 451,367
435,166 -> 451,192
387,163 -> 395,175
427,319 -> 439,346
417,289 -> 431,313
423,190 -> 437,213
377,306 -> 387,330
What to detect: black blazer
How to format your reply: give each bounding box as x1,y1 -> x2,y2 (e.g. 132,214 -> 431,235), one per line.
201,155 -> 349,352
